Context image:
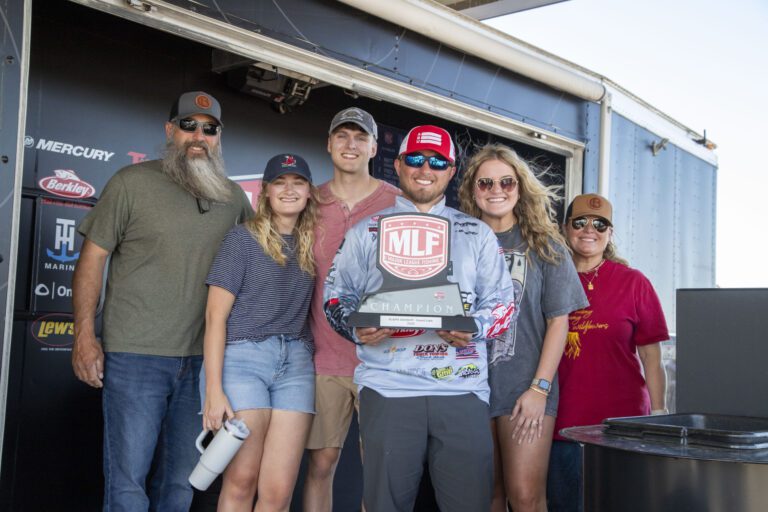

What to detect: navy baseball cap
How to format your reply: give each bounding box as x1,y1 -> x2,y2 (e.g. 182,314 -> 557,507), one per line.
262,153 -> 313,184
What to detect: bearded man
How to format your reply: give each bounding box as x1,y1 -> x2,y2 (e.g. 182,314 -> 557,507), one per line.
72,91 -> 251,512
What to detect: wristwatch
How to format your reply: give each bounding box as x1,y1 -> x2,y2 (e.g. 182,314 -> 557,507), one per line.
531,378 -> 551,392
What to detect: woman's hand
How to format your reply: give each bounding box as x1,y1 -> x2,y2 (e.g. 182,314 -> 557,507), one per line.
509,388 -> 547,444
203,387 -> 234,432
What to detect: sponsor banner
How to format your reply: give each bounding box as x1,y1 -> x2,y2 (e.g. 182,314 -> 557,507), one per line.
31,313 -> 74,350
231,174 -> 263,210
372,123 -> 406,188
25,135 -> 115,162
32,198 -> 91,313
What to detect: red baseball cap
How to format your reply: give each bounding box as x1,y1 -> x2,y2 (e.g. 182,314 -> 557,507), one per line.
399,125 -> 456,163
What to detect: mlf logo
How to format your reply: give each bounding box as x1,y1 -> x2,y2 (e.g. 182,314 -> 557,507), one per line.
46,218 -> 79,263
379,215 -> 448,280
38,170 -> 96,199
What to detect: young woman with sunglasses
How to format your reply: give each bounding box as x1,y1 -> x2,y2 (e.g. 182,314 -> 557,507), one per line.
201,153 -> 319,511
459,144 -> 587,512
548,194 -> 669,511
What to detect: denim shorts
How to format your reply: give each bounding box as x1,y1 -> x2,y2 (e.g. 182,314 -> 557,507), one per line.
200,335 -> 315,414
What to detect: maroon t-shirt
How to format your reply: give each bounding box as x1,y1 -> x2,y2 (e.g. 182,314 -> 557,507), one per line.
554,260 -> 669,440
309,180 -> 400,376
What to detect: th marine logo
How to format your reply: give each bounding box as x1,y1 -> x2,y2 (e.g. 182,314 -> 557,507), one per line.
379,215 -> 448,280
46,217 -> 79,264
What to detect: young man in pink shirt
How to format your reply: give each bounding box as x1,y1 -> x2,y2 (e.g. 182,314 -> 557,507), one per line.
302,108 -> 399,511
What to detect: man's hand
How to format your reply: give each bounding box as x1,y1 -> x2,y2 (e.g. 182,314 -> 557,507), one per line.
354,327 -> 394,345
437,329 -> 473,348
72,333 -> 104,388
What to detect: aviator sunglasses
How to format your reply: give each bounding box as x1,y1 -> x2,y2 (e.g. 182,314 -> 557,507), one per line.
401,152 -> 451,171
176,117 -> 221,136
475,177 -> 518,192
571,216 -> 611,233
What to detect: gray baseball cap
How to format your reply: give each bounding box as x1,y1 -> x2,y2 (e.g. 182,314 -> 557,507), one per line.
169,91 -> 223,126
329,107 -> 377,139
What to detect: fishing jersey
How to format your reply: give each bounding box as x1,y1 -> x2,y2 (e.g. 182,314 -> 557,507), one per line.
323,195 -> 517,403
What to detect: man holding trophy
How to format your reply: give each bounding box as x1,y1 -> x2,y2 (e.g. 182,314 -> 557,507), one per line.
324,125 -> 518,511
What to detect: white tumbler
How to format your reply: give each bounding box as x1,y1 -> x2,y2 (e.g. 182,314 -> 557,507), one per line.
189,418 -> 250,491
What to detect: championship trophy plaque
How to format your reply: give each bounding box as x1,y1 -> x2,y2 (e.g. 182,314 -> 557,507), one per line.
349,213 -> 477,332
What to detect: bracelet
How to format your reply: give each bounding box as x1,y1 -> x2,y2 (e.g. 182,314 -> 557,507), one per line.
529,385 -> 549,397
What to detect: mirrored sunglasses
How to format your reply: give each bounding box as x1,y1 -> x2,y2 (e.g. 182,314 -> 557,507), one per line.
476,177 -> 518,192
571,216 -> 611,233
176,118 -> 220,136
401,152 -> 451,171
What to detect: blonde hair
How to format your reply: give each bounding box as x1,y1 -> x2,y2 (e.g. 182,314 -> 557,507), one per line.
244,182 -> 319,275
459,143 -> 567,264
603,240 -> 629,266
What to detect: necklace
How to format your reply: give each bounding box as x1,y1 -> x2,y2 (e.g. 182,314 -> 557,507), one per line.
578,259 -> 605,291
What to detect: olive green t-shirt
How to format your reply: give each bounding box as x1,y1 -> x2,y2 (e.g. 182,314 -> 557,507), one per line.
78,159 -> 252,356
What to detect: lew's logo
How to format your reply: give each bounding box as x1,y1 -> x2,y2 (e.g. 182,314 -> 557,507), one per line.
39,170 -> 96,199
379,215 -> 448,280
31,313 -> 74,347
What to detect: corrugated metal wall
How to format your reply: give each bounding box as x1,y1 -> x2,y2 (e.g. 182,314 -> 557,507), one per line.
609,113 -> 716,329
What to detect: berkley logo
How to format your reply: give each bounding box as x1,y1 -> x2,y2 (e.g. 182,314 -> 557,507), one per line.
379,215 -> 448,280
39,170 -> 96,199
31,313 -> 74,347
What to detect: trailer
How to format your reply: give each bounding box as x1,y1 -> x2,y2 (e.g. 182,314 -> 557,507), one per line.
0,0 -> 717,510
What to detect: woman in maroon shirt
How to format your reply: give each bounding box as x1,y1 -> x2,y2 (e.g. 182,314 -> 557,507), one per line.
547,193 -> 669,512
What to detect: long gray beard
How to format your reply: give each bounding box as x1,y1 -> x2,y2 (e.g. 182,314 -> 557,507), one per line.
161,140 -> 232,203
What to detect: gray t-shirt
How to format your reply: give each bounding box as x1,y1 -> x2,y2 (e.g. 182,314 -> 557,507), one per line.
78,159 -> 252,357
488,226 -> 588,417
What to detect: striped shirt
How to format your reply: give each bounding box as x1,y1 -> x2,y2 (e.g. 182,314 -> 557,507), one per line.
206,224 -> 314,343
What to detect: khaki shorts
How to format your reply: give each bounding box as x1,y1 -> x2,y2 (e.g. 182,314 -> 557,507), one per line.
306,375 -> 359,449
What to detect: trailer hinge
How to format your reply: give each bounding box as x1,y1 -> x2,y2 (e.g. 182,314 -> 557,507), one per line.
127,0 -> 155,13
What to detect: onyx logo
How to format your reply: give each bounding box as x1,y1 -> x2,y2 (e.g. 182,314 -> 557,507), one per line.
34,282 -> 72,300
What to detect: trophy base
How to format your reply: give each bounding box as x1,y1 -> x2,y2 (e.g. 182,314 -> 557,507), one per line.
349,312 -> 477,332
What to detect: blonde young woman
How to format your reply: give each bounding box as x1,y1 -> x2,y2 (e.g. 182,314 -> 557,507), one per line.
201,153 -> 319,512
459,144 -> 587,512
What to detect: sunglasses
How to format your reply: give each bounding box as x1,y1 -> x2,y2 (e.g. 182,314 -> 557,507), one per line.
476,177 -> 518,192
571,217 -> 611,233
401,152 -> 451,171
176,118 -> 221,136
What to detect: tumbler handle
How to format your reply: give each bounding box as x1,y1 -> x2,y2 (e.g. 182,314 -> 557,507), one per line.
195,429 -> 210,454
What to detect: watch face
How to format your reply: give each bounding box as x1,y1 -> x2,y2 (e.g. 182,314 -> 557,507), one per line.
535,379 -> 551,391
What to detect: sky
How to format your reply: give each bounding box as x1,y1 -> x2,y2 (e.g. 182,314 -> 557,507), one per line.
485,0 -> 768,287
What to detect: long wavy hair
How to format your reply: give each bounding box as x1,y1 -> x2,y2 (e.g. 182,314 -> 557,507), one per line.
459,143 -> 567,264
601,239 -> 629,266
244,180 -> 319,275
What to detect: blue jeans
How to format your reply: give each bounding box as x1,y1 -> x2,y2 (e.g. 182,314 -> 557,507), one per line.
547,440 -> 583,512
102,352 -> 202,512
